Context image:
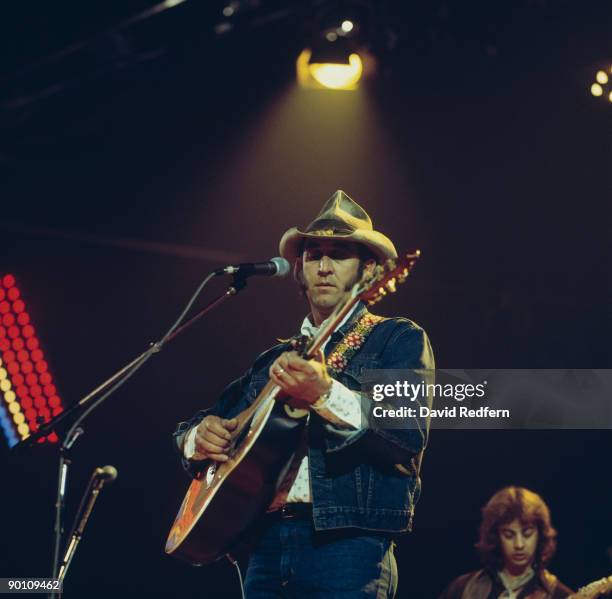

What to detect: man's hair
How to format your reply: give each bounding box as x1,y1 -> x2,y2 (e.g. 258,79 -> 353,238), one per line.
475,486 -> 558,572
292,240 -> 378,295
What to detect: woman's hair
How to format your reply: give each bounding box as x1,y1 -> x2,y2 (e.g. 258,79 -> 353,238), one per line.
475,486 -> 558,571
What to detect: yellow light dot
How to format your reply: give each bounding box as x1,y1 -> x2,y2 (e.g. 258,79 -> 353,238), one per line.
18,422 -> 30,436
13,412 -> 25,425
0,379 -> 11,392
8,401 -> 20,414
341,20 -> 354,33
596,70 -> 609,84
0,368 -> 7,380
4,390 -> 16,403
591,83 -> 603,97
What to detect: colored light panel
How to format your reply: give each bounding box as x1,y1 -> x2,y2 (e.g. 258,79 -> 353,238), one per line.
0,274 -> 64,447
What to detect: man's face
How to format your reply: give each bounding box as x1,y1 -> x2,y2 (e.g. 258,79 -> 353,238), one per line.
498,519 -> 539,572
300,240 -> 366,315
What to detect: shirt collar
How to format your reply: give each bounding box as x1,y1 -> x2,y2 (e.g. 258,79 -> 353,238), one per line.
300,301 -> 364,337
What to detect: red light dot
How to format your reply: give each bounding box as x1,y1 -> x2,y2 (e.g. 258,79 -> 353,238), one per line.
37,436 -> 46,443
0,338 -> 10,352
2,314 -> 15,327
12,373 -> 24,386
29,422 -> 39,432
49,396 -> 60,407
16,385 -> 29,398
25,408 -> 36,420
0,326 -> 5,338
12,300 -> 25,313
30,385 -> 42,397
31,349 -> 43,362
7,361 -> 19,375
39,408 -> 50,421
7,288 -> 19,301
34,397 -> 46,408
2,275 -> 15,288
12,338 -> 24,350
26,337 -> 39,350
51,408 -> 63,418
21,361 -> 33,374
48,432 -> 59,442
21,397 -> 33,409
44,384 -> 57,397
35,361 -> 48,374
0,301 -> 9,314
25,373 -> 38,385
17,313 -> 30,326
4,350 -> 15,363
8,326 -> 19,339
0,289 -> 4,301
17,350 -> 29,363
22,325 -> 35,338
39,372 -> 51,385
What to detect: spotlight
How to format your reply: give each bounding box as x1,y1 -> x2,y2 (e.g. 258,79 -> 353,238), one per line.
296,37 -> 369,91
590,65 -> 612,103
341,20 -> 354,33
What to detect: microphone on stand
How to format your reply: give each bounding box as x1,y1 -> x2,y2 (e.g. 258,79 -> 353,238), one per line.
215,257 -> 290,278
93,465 -> 118,486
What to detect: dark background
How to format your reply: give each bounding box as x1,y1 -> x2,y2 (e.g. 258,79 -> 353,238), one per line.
1,1 -> 610,597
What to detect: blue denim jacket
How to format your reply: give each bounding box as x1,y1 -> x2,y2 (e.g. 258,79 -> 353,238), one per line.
173,302 -> 435,533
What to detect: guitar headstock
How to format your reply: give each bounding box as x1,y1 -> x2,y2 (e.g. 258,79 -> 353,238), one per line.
357,250 -> 421,306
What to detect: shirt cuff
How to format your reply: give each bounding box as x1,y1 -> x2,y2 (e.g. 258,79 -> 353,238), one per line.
183,425 -> 206,460
311,379 -> 363,429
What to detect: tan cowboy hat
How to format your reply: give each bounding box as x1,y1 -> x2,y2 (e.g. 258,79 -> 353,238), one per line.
279,190 -> 397,263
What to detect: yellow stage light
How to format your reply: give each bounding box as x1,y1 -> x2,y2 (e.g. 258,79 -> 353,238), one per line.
13,412 -> 24,425
596,70 -> 609,84
4,390 -> 16,403
0,367 -> 7,380
8,401 -> 20,414
17,422 -> 29,436
591,83 -> 603,97
309,53 -> 363,90
1,379 -> 11,392
609,91 -> 612,102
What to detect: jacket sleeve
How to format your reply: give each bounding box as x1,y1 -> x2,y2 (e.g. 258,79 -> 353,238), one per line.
323,320 -> 435,467
172,374 -> 249,478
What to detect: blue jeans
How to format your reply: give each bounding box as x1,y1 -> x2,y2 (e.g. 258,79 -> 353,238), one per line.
244,519 -> 398,598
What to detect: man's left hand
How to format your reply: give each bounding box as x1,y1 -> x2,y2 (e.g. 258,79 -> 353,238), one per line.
269,350 -> 332,407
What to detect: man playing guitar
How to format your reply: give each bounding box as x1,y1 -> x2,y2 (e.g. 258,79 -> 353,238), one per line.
173,190 -> 435,597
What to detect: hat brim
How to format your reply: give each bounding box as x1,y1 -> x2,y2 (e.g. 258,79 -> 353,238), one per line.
279,227 -> 398,264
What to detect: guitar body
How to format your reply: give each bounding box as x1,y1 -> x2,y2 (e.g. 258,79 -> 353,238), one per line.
166,393 -> 307,565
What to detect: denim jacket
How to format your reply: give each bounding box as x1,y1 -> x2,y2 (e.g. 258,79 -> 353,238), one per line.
173,302 -> 435,533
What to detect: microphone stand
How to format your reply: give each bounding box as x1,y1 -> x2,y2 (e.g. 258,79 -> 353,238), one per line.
56,469 -> 116,598
8,271 -> 250,596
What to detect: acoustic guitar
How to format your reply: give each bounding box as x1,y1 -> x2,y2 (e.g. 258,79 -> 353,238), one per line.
165,251 -> 420,565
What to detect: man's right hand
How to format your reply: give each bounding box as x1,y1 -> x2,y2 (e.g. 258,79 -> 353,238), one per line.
192,415 -> 238,462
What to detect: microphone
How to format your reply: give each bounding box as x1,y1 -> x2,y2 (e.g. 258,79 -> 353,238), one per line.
215,257 -> 290,278
94,465 -> 118,483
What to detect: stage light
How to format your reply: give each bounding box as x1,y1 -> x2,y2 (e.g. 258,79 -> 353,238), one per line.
310,54 -> 363,89
591,83 -> 603,97
297,47 -> 364,90
0,274 -> 65,446
341,20 -> 354,33
596,70 -> 608,84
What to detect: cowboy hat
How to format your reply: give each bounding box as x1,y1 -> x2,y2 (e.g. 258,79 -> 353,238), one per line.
279,190 -> 397,263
